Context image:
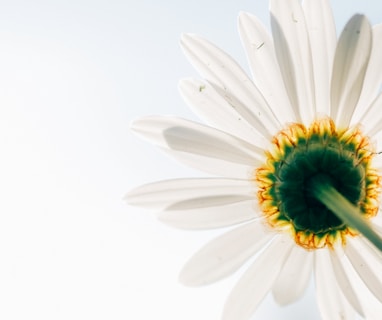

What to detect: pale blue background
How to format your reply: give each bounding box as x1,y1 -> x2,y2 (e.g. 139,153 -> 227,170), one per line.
0,1 -> 381,319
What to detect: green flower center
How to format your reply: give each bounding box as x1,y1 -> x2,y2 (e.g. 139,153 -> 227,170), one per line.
256,118 -> 380,249
274,138 -> 365,234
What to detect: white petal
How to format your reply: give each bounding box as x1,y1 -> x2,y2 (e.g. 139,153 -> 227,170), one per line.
314,249 -> 355,320
180,33 -> 281,138
125,178 -> 255,210
352,24 -> 382,124
332,243 -> 382,319
359,234 -> 382,271
179,220 -> 273,286
336,242 -> 382,320
371,213 -> 382,228
178,78 -> 266,146
302,0 -> 336,116
162,149 -> 254,178
131,116 -> 264,178
330,15 -> 372,128
272,246 -> 312,305
159,200 -> 260,230
372,154 -> 382,173
238,11 -> 296,123
358,91 -> 382,137
270,0 -> 316,124
375,224 -> 382,235
329,249 -> 364,317
345,237 -> 382,303
222,235 -> 293,320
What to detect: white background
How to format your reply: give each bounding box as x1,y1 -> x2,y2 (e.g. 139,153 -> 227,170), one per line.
0,1 -> 381,319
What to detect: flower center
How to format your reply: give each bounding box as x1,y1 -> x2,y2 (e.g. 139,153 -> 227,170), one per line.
255,118 -> 380,249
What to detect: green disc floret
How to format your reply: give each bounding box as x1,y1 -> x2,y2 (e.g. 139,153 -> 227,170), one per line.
273,137 -> 366,235
256,118 -> 380,249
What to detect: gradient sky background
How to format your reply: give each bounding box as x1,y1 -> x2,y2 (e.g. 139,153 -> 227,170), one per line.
0,1 -> 381,319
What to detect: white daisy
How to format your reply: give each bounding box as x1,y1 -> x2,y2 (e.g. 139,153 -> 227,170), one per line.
126,0 -> 382,319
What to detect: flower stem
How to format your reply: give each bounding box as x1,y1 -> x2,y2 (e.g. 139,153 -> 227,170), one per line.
309,174 -> 382,251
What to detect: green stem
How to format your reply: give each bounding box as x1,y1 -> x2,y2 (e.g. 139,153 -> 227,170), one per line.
309,174 -> 382,252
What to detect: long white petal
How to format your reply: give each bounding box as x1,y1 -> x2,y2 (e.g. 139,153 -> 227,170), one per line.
332,242 -> 382,319
270,0 -> 316,124
179,220 -> 273,286
178,78 -> 266,146
125,177 -> 255,210
371,213 -> 382,227
272,246 -> 312,305
375,224 -> 382,236
359,233 -> 382,261
238,11 -> 296,123
159,200 -> 259,230
162,149 -> 255,178
222,235 -> 293,320
359,91 -> 382,137
180,33 -> 281,138
345,237 -> 382,303
329,249 -> 364,317
314,249 -> 355,320
302,0 -> 336,116
330,15 -> 372,127
131,116 -> 264,178
352,24 -> 382,124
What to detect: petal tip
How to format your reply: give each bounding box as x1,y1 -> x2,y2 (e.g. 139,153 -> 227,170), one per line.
123,191 -> 135,205
129,119 -> 139,131
180,33 -> 196,44
129,117 -> 151,133
123,186 -> 142,205
238,11 -> 251,20
178,269 -> 199,287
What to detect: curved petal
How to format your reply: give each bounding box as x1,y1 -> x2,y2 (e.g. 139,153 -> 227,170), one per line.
332,243 -> 382,319
352,24 -> 382,124
159,200 -> 260,230
375,224 -> 382,236
302,0 -> 336,116
330,15 -> 372,128
238,11 -> 296,123
178,78 -> 266,146
371,213 -> 382,229
180,33 -> 281,138
125,177 -> 255,210
270,0 -> 316,124
162,149 -> 255,178
345,237 -> 382,303
358,91 -> 382,137
131,116 -> 264,178
314,249 -> 355,320
222,235 -> 293,320
329,249 -> 364,317
179,220 -> 273,286
272,246 -> 312,305
358,235 -> 382,268
371,155 -> 382,174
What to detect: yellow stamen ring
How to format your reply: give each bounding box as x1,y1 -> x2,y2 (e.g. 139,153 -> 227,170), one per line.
255,118 -> 381,249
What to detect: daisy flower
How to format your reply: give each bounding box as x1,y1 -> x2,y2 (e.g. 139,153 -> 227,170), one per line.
126,0 -> 382,319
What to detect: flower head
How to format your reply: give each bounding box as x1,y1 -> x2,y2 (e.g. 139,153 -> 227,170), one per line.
257,118 -> 380,250
127,0 -> 382,319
